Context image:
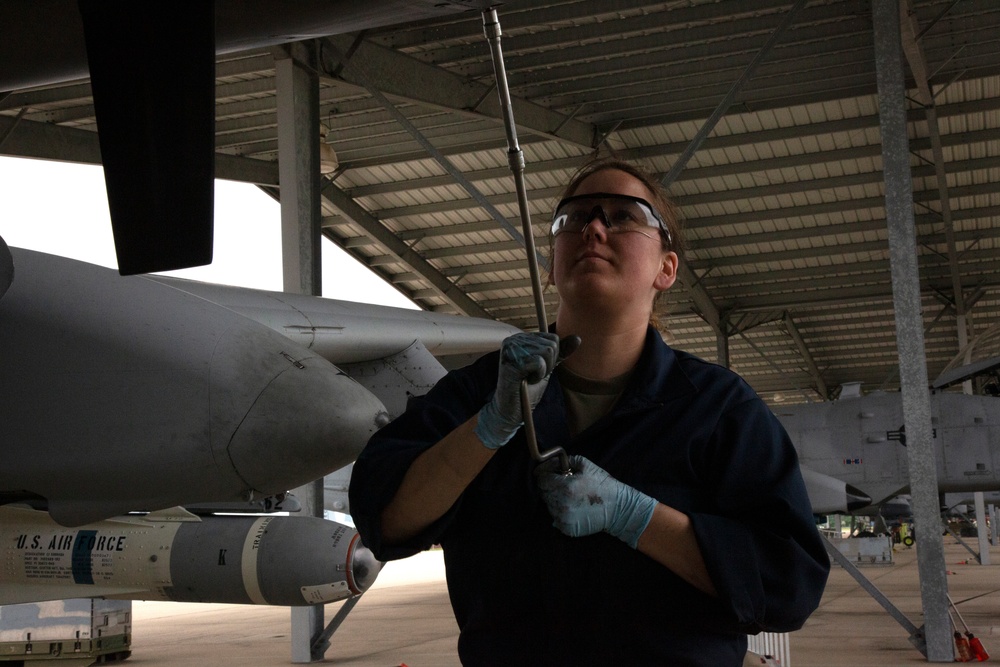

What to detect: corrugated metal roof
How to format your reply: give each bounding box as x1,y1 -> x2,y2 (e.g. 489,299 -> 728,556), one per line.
4,0 -> 1000,403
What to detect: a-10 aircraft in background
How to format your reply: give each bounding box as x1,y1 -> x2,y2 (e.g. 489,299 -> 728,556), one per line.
776,360 -> 1000,519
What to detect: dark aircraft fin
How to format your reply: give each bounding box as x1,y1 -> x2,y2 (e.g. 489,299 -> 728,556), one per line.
78,1 -> 215,275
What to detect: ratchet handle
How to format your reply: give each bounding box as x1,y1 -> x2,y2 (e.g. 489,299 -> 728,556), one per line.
518,335 -> 580,476
521,379 -> 572,474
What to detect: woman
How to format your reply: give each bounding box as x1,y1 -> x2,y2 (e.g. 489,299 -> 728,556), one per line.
349,158 -> 829,666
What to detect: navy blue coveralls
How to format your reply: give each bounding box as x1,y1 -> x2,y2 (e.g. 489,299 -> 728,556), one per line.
350,326 -> 830,666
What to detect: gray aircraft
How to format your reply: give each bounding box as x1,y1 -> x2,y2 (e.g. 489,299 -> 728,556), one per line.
0,243 -> 517,605
776,373 -> 1000,516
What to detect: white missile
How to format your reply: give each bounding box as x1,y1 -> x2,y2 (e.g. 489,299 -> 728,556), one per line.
0,507 -> 381,607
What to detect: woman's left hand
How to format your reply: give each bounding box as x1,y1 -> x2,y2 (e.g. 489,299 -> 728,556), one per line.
535,454 -> 657,548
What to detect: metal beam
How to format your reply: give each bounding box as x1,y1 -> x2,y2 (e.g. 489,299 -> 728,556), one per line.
327,95 -> 1000,171
692,281 -> 970,315
525,28 -> 873,104
823,537 -> 927,654
6,71 -> 999,171
689,197 -> 1000,249
738,331 -> 816,403
345,147 -> 1000,226
688,226 -> 1000,271
652,0 -> 805,340
369,149 -> 1000,240
458,4 -> 869,83
899,0 -> 971,381
440,249 -> 1000,310
659,0 -> 808,187
716,313 -> 730,368
675,160 -> 1000,209
276,49 -> 322,298
0,82 -> 93,110
628,0 -> 824,340
782,313 -> 828,400
0,115 -> 280,184
673,263 -> 722,335
702,251 -> 1000,291
319,38 -> 551,277
380,0 -> 799,50
320,182 -> 493,319
0,115 -> 102,163
348,156 -> 583,198
973,492 -> 992,565
319,34 -> 595,149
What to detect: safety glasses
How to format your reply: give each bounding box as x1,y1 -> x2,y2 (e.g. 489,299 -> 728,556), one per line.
551,192 -> 670,244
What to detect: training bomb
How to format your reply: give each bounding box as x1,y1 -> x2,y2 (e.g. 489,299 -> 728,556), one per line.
1,507 -> 381,606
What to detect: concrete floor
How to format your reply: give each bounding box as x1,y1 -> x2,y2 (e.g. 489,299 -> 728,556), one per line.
123,541 -> 1000,666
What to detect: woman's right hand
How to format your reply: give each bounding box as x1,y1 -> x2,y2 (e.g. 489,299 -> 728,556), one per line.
474,332 -> 560,449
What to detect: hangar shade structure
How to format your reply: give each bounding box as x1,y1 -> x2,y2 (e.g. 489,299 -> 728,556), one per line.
3,0 -> 1000,404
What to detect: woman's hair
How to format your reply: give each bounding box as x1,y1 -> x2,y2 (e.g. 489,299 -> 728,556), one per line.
557,157 -> 684,255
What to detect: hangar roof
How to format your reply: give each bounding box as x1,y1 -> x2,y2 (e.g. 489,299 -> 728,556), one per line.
4,0 -> 1000,405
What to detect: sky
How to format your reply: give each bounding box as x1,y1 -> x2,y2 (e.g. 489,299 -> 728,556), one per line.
0,155 -> 417,309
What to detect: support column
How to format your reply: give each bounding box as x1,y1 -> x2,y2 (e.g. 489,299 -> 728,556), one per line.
276,51 -> 322,298
716,314 -> 730,368
276,49 -> 325,664
872,1 -> 951,660
974,492 -> 990,565
991,505 -> 998,546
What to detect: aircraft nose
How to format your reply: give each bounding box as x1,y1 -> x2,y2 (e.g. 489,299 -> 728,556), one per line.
226,353 -> 389,496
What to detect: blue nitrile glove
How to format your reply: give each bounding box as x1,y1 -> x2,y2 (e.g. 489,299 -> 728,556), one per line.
474,332 -> 560,450
535,454 -> 658,548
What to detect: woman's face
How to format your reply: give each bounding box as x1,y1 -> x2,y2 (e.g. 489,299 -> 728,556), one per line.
551,168 -> 677,316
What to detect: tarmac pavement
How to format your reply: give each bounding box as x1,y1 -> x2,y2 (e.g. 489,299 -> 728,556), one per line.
126,540 -> 1000,666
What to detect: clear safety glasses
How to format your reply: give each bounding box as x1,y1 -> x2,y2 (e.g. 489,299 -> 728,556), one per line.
550,192 -> 671,245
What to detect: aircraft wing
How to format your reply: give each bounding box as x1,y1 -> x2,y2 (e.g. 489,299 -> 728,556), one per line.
148,275 -> 520,370
147,275 -> 521,420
